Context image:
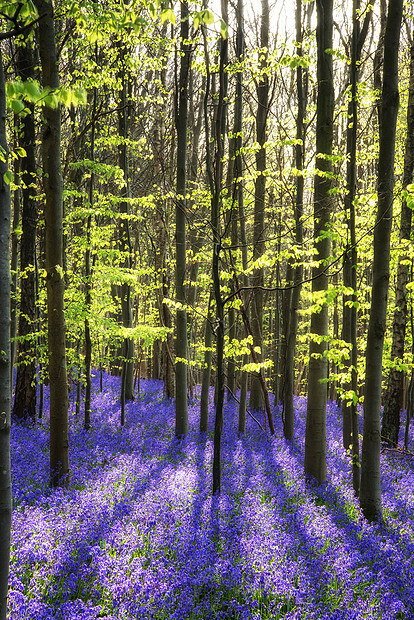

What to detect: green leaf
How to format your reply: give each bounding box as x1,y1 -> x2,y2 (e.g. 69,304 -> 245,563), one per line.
220,19 -> 228,39
10,99 -> 25,114
6,82 -> 15,99
201,9 -> 214,25
24,80 -> 42,101
60,87 -> 71,107
4,170 -> 13,185
160,8 -> 176,25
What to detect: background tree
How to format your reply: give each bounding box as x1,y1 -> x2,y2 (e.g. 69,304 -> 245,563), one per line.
341,0 -> 373,495
360,0 -> 404,522
381,29 -> 414,447
12,29 -> 38,422
249,0 -> 269,412
0,43 -> 11,620
304,0 -> 334,484
212,0 -> 229,495
34,0 -> 69,487
175,0 -> 191,437
281,0 -> 312,441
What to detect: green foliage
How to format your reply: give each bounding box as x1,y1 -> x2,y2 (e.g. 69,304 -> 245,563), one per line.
6,79 -> 86,113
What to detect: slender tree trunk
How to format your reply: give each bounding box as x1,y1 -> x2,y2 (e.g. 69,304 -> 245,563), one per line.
199,18 -> 215,432
200,294 -> 213,432
281,0 -> 310,440
117,46 -> 134,402
0,47 -> 12,620
304,0 -> 334,484
381,35 -> 414,446
360,0 -> 403,522
10,151 -> 19,391
212,0 -> 228,495
342,0 -> 373,494
12,36 -> 38,422
227,0 -> 245,402
35,0 -> 69,488
249,0 -> 269,412
187,79 -> 204,398
84,87 -> 97,430
373,0 -> 387,130
175,0 -> 191,436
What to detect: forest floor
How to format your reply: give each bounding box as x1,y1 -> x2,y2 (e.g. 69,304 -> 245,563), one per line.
9,374 -> 414,619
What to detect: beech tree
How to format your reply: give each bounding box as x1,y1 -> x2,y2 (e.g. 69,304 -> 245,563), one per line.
341,0 -> 373,495
381,32 -> 414,447
0,44 -> 11,620
360,0 -> 403,522
174,0 -> 191,437
281,0 -> 312,441
304,0 -> 334,484
34,0 -> 69,487
212,0 -> 228,495
249,0 -> 269,412
12,31 -> 38,422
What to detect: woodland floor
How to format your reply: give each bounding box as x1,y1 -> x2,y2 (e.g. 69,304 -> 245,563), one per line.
8,374 -> 414,619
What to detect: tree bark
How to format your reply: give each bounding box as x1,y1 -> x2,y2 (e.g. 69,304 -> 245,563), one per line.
381,35 -> 414,446
249,0 -> 269,412
10,150 -> 19,391
83,86 -> 97,431
211,0 -> 229,495
0,46 -> 12,620
281,0 -> 311,440
360,0 -> 403,522
227,0 -> 245,402
117,44 -> 135,402
34,0 -> 69,487
174,0 -> 191,437
304,0 -> 334,485
12,35 -> 38,422
200,295 -> 213,432
342,0 -> 372,495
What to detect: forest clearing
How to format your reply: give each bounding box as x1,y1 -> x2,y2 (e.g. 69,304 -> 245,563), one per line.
9,375 -> 414,619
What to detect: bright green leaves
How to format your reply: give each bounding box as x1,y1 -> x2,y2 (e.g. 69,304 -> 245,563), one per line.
6,79 -> 86,114
160,8 -> 176,25
280,54 -> 311,70
191,9 -> 227,39
0,0 -> 37,23
193,9 -> 214,30
10,99 -> 25,114
219,19 -> 228,40
403,184 -> 414,209
1,145 -> 27,185
3,169 -> 13,185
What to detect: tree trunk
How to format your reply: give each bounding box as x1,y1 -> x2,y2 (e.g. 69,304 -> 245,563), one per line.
10,150 -> 19,391
12,36 -> 38,422
304,0 -> 334,485
249,0 -> 269,412
117,46 -> 134,402
34,0 -> 69,488
381,35 -> 414,446
200,295 -> 213,432
84,87 -> 97,430
342,0 -> 372,494
0,46 -> 12,620
360,0 -> 403,522
174,0 -> 191,436
227,0 -> 245,402
212,0 -> 228,495
281,0 -> 310,440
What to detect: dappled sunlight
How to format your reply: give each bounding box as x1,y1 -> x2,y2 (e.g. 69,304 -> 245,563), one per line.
9,374 -> 414,619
